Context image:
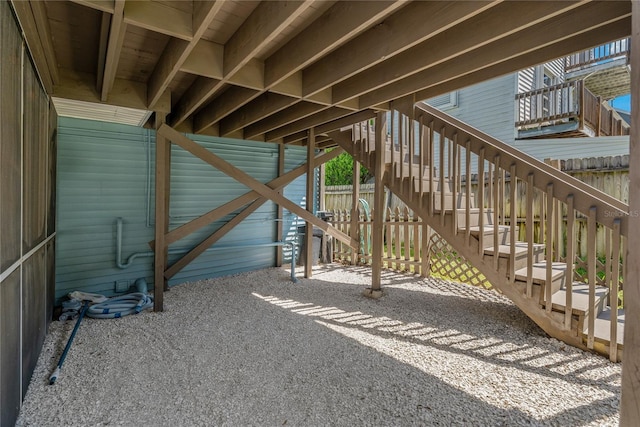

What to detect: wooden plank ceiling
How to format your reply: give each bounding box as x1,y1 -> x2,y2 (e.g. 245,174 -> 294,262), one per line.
12,0 -> 632,144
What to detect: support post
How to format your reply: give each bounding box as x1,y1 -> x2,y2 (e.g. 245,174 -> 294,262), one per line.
367,111 -> 387,298
153,112 -> 170,311
304,129 -> 315,278
276,143 -> 284,267
621,1 -> 640,423
351,159 -> 361,265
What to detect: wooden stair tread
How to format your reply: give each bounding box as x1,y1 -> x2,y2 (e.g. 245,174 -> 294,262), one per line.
484,242 -> 545,257
551,282 -> 609,315
462,225 -> 510,235
514,262 -> 566,284
587,308 -> 624,345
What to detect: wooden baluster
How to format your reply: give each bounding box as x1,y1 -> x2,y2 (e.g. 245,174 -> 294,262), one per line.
418,117 -> 425,210
428,122 -> 435,217
386,207 -> 393,268
539,186 -> 545,244
545,183 -> 554,313
487,161 -> 493,211
440,128 -> 446,227
499,168 -> 506,225
565,195 -> 575,330
404,207 -> 411,272
399,113 -> 405,183
413,212 -> 420,273
409,114 -> 415,201
493,155 -> 500,270
526,173 -> 534,297
451,134 -> 458,235
509,164 -> 517,284
605,226 -> 612,297
610,219 -> 621,362
587,206 -> 597,349
395,206 -> 401,271
478,148 -> 485,255
465,141 -> 471,246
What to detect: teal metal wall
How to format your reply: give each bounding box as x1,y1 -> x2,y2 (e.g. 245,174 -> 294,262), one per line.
56,117 -> 310,302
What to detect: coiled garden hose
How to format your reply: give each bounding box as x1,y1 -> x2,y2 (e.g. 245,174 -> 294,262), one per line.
86,292 -> 153,319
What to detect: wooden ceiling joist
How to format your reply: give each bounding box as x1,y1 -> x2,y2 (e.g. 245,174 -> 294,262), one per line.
244,102 -> 328,139
123,0 -> 192,40
146,1 -> 224,109
219,93 -> 300,137
301,1 -> 499,98
332,0 -> 587,105
100,0 -> 125,102
359,1 -> 632,108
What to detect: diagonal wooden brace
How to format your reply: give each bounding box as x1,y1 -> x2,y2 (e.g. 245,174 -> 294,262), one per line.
149,144 -> 344,249
158,124 -> 359,248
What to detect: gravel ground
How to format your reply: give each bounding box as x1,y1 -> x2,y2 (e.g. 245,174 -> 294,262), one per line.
17,264 -> 621,426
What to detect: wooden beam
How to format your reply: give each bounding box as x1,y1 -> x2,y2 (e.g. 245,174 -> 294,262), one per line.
101,0 -> 126,102
10,0 -> 54,92
158,124 -> 358,248
305,128 -> 316,278
413,17 -> 632,103
180,40 -> 224,79
220,93 -> 299,137
276,143 -> 285,267
192,86 -> 259,133
96,12 -> 110,93
333,1 -> 586,104
351,154 -> 360,265
371,112 -> 387,292
147,2 -> 223,109
153,113 -> 169,311
224,0 -> 314,78
149,147 -> 344,249
123,0 -> 192,40
54,69 -> 171,113
69,0 -> 114,14
302,1 -> 498,97
265,1 -> 405,88
360,2 -> 631,108
244,102 -> 326,139
282,109 -> 378,144
266,107 -> 353,142
621,1 -> 640,423
29,0 -> 59,85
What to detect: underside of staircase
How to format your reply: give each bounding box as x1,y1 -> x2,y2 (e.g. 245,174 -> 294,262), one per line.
330,102 -> 626,362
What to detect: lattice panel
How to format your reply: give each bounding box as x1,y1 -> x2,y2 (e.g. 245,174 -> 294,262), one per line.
428,233 -> 493,290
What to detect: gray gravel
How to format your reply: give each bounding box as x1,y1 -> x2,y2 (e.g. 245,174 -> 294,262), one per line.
17,264 -> 621,426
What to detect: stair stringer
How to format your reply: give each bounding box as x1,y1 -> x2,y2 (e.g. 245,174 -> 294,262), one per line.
330,130 -> 588,352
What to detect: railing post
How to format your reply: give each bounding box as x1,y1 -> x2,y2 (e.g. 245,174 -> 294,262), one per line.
368,112 -> 387,296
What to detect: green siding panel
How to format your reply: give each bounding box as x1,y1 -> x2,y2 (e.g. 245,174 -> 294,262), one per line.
56,118 -> 309,302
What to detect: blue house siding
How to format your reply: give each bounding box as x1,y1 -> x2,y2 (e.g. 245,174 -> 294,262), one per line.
56,118 -> 309,302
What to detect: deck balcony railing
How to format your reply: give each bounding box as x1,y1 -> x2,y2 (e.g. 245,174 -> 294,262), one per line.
565,38 -> 630,72
515,80 -> 630,137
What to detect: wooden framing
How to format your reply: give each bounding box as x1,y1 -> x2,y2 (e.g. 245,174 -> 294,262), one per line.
305,128 -> 315,278
370,112 -> 387,293
276,143 -> 285,267
621,1 -> 639,423
351,157 -> 361,265
153,112 -> 169,311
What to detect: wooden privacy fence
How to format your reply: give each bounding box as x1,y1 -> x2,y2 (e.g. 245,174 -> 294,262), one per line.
330,207 -> 492,288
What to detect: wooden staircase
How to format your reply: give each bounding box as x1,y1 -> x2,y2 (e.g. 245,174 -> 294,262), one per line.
330,101 -> 627,362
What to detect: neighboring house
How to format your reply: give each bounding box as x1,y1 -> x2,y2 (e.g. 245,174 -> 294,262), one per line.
425,38 -> 631,162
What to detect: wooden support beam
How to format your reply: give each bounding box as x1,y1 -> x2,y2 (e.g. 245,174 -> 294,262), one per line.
158,124 -> 356,248
351,156 -> 360,265
29,0 -> 59,85
360,2 -> 631,108
276,143 -> 285,267
220,93 -> 300,137
371,112 -> 387,293
96,12 -> 110,93
172,0 -> 314,127
70,0 -> 114,13
621,1 -> 640,423
101,0 -> 126,102
265,1 -> 405,88
282,109 -> 378,144
149,148 -> 344,249
302,1 -> 497,97
123,0 -> 192,40
332,1 -> 583,104
305,128 -> 316,278
153,113 -> 169,311
244,102 -> 327,139
147,1 -> 224,109
413,18 -> 632,104
266,107 -> 355,142
192,86 -> 259,133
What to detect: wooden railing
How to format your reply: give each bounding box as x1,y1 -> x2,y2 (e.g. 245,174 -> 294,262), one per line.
565,38 -> 631,72
516,80 -> 630,136
344,101 -> 628,360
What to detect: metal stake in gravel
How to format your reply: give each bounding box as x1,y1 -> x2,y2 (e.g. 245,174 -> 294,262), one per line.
49,300 -> 90,385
